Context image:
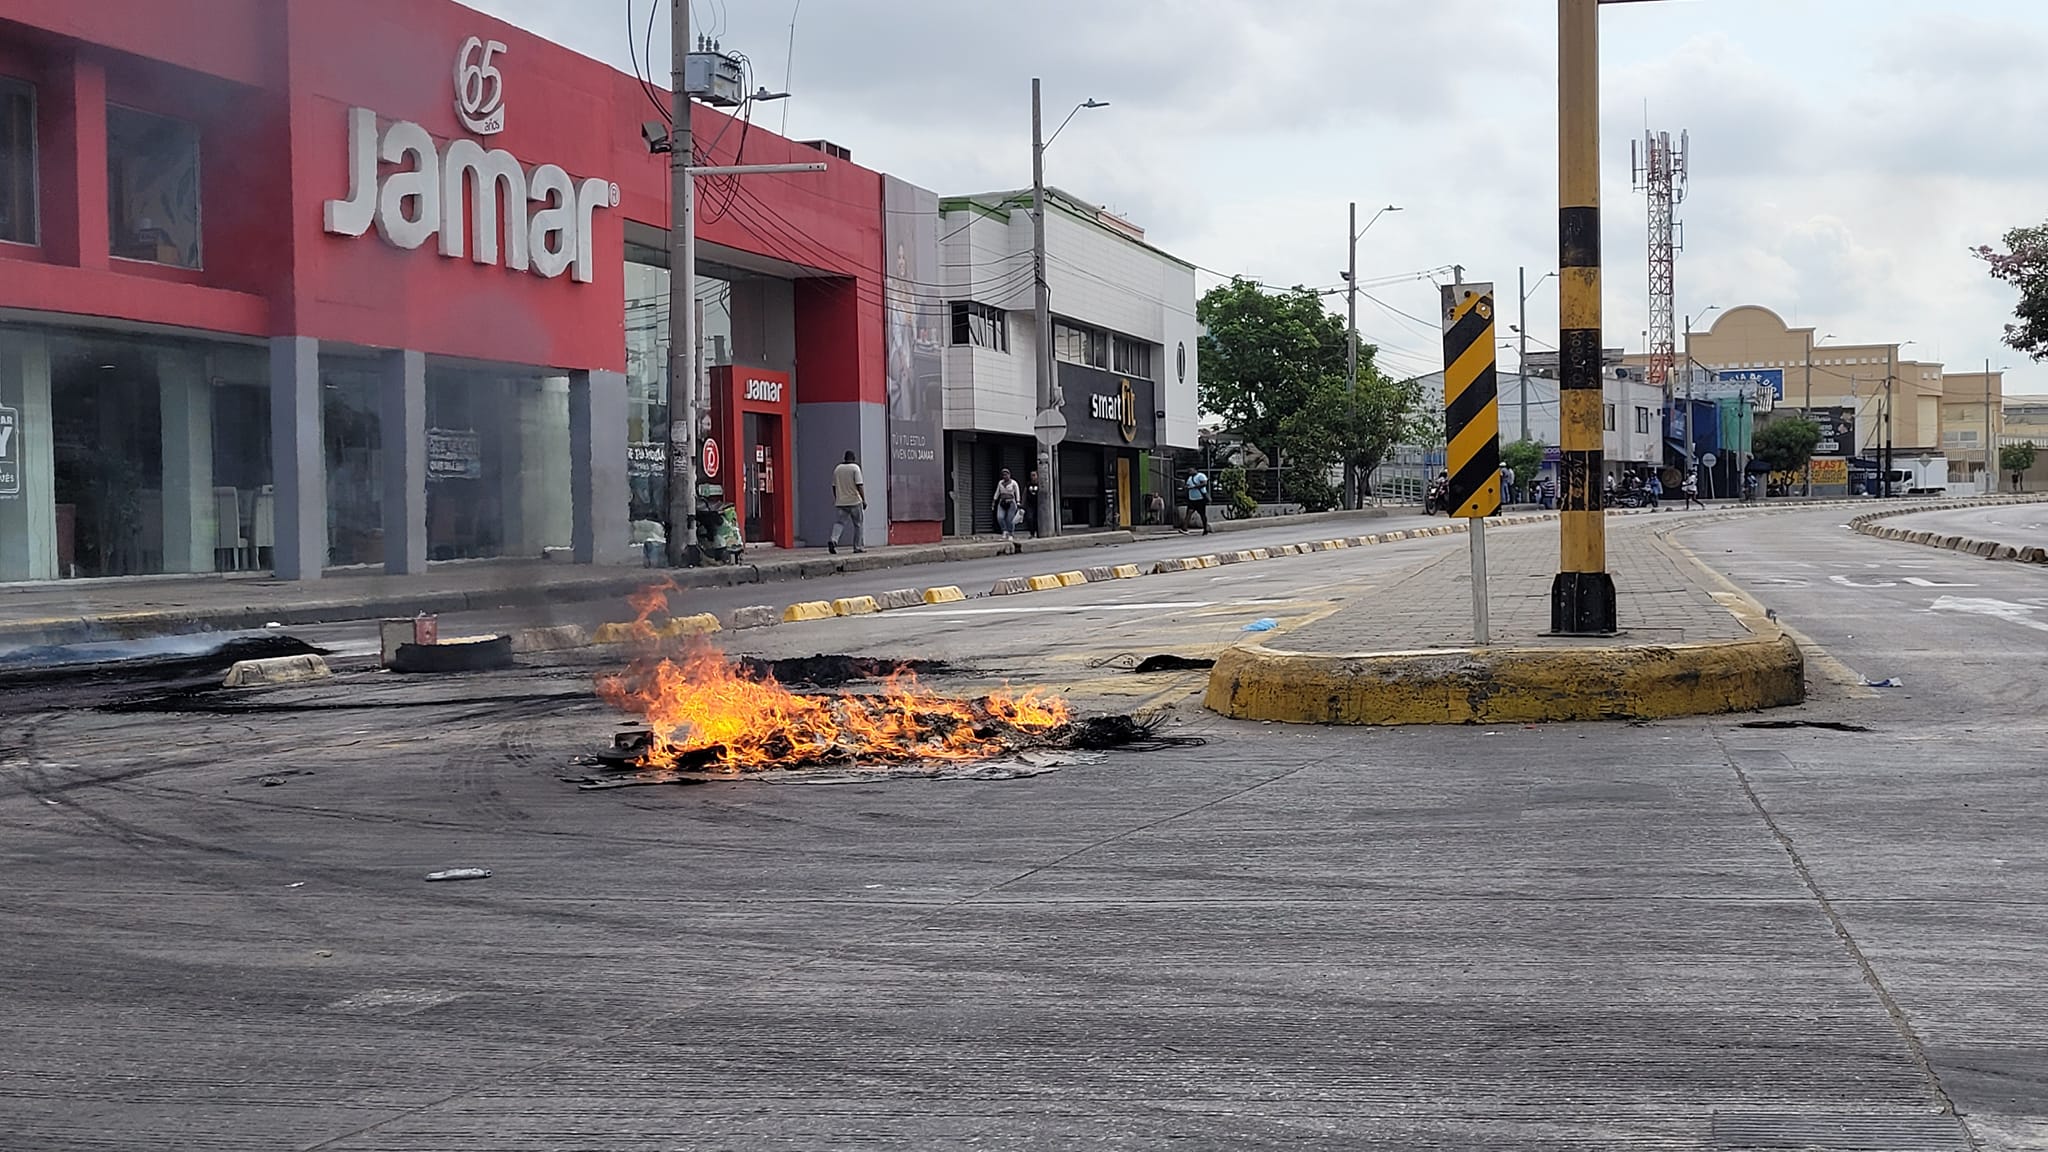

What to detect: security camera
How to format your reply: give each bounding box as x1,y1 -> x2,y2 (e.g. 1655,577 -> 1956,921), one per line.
642,121 -> 672,154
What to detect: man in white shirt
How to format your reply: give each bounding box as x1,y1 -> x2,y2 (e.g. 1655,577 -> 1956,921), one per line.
830,450 -> 865,554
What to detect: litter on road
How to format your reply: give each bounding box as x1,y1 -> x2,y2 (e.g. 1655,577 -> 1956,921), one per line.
424,868 -> 493,882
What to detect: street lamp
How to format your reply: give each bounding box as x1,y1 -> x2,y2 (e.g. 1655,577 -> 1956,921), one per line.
1882,339 -> 1916,497
1031,82 -> 1107,538
1682,305 -> 1720,483
1339,203 -> 1401,507
1516,269 -> 1557,441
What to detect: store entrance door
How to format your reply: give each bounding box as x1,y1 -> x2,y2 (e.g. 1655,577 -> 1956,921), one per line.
741,411 -> 784,547
1116,456 -> 1132,528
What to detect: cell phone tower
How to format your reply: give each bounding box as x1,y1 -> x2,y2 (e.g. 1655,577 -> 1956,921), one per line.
1632,128 -> 1688,390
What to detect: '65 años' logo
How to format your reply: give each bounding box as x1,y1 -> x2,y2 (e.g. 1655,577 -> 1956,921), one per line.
454,36 -> 507,135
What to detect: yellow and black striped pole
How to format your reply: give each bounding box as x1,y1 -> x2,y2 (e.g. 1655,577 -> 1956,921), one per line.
1552,0 -> 1617,634
1440,280 -> 1500,644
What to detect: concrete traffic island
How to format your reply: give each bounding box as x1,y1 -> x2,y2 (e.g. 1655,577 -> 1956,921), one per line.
1205,516 -> 1806,725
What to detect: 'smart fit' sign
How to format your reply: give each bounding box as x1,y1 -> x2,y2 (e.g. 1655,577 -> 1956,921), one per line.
322,36 -> 618,282
0,403 -> 19,498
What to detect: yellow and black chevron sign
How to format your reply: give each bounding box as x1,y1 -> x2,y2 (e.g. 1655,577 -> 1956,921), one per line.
1439,283 -> 1501,519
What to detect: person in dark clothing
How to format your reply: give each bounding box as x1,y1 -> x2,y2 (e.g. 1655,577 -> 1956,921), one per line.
1022,470 -> 1043,537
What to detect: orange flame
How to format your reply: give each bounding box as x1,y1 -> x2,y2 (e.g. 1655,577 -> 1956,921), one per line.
596,642 -> 1070,773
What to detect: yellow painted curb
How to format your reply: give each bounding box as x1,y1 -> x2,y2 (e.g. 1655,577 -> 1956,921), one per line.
783,601 -> 836,622
1056,570 -> 1090,586
1190,555 -> 1219,568
1027,574 -> 1065,591
592,621 -> 644,645
923,585 -> 966,604
1250,548 -> 1272,560
1322,539 -> 1349,549
1111,564 -> 1142,579
1205,632 -> 1804,725
832,596 -> 880,616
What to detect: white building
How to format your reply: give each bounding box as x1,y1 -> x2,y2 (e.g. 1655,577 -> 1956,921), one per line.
938,187 -> 1199,533
1396,367 -> 1667,488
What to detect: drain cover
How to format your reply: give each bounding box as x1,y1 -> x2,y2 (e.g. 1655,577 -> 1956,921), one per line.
1709,1109 -> 1968,1150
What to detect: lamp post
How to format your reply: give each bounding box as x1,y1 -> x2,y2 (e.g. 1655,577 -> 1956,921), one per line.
1030,80 -> 1107,539
1517,268 -> 1557,442
1341,202 -> 1401,508
1682,305 -> 1719,488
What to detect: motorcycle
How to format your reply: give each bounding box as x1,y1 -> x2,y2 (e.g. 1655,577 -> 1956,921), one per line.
693,484 -> 745,565
1424,478 -> 1449,515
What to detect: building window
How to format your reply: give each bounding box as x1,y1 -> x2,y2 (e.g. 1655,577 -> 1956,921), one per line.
1635,406 -> 1650,434
1112,335 -> 1152,379
0,77 -> 33,245
1603,402 -> 1616,431
950,301 -> 1008,353
1054,321 -> 1107,368
107,105 -> 202,269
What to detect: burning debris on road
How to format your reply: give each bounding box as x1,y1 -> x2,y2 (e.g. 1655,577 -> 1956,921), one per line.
585,642 -> 1199,786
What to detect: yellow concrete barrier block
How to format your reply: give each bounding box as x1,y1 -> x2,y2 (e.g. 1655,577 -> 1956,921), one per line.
659,613 -> 722,637
1027,574 -> 1065,591
832,596 -> 880,616
783,601 -> 836,622
923,585 -> 967,604
1056,570 -> 1090,586
1249,548 -> 1272,560
1194,555 -> 1220,568
592,621 -> 649,645
1111,564 -> 1142,579
1323,539 -> 1349,549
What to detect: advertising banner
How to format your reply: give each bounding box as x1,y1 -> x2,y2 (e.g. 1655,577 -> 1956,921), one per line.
426,427 -> 482,481
1057,363 -> 1157,448
883,177 -> 945,522
1712,367 -> 1784,400
0,403 -> 19,498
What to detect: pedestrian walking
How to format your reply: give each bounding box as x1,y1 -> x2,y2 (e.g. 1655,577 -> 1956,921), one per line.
1185,468 -> 1212,534
993,468 -> 1023,541
828,450 -> 866,554
1501,464 -> 1517,504
1023,470 -> 1042,537
1680,469 -> 1703,510
1647,471 -> 1663,509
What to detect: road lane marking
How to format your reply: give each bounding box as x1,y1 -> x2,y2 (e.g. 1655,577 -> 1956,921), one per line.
1927,596 -> 2048,634
1830,575 -> 1897,588
1901,577 -> 1974,587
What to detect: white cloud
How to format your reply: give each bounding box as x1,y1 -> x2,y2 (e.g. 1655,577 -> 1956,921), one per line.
464,0 -> 2048,393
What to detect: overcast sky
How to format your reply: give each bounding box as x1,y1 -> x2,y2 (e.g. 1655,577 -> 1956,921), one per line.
467,0 -> 2048,394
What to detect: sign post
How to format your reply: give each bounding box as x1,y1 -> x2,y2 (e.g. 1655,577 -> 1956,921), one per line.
1441,281 -> 1503,646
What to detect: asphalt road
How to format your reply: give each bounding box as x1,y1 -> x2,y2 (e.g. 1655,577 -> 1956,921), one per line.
2,504 -> 2042,1149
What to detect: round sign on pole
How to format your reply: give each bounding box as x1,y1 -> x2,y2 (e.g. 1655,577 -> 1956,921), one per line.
1701,451 -> 1718,468
702,437 -> 720,479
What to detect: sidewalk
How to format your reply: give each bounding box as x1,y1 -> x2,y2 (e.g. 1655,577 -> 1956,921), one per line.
1207,515 -> 1800,725
1288,517 -> 1747,651
0,506 -> 1407,648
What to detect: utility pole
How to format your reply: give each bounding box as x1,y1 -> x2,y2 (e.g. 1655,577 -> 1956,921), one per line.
1883,343 -> 1896,498
1518,265 -> 1530,442
1551,0 -> 1614,635
1345,201 -> 1359,509
663,0 -> 696,568
1030,78 -> 1060,538
1986,356 -> 1997,493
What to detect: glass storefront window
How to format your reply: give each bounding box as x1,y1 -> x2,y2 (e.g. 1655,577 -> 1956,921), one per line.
0,76 -> 35,246
624,258 -> 670,531
107,105 -> 201,269
323,361 -> 383,567
40,331 -> 267,577
623,253 -> 738,536
425,367 -> 506,561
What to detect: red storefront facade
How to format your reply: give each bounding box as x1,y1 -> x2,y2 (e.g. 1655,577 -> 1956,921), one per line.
0,0 -> 924,584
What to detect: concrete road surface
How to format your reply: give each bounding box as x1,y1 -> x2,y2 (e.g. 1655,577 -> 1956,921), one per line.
1,506 -> 2042,1150
1883,502 -> 2048,552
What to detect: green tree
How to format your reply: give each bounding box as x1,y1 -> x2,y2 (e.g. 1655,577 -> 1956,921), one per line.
1753,415 -> 1822,473
1500,439 -> 1545,496
2001,441 -> 2037,490
1976,227 -> 2048,359
1217,466 -> 1257,520
1197,278 -> 1419,511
